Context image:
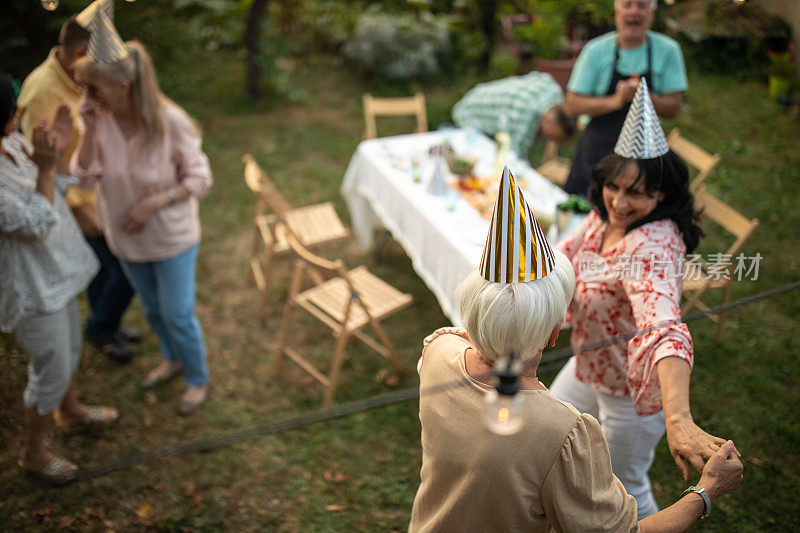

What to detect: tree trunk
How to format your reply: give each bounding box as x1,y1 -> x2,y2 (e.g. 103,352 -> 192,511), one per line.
245,0 -> 269,101
477,0 -> 498,72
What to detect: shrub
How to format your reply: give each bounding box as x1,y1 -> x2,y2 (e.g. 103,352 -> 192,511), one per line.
342,7 -> 452,81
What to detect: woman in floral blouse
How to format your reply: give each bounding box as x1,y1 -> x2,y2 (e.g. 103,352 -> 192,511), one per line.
551,150 -> 728,518
1,75 -> 117,485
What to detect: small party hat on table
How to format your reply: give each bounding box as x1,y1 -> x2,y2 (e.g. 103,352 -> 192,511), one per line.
87,10 -> 129,63
479,166 -> 555,283
614,77 -> 669,159
76,0 -> 115,28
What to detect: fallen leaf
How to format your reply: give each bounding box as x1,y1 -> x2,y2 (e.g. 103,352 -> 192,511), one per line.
145,392 -> 157,406
323,470 -> 347,483
182,482 -> 196,497
749,456 -> 765,467
135,503 -> 152,519
191,494 -> 203,507
385,373 -> 400,387
325,504 -> 348,512
229,362 -> 239,371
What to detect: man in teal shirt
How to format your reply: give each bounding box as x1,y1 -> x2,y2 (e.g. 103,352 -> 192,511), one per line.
563,0 -> 687,196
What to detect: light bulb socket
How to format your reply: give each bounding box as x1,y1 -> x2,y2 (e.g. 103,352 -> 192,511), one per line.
493,358 -> 521,397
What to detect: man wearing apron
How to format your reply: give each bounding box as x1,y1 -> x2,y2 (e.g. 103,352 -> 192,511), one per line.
563,0 -> 687,196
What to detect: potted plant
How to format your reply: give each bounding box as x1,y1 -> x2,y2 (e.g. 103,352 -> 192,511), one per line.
768,43 -> 796,100
504,2 -> 578,90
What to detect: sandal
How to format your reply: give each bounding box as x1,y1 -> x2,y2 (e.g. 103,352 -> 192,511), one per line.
55,405 -> 119,434
142,362 -> 183,389
19,456 -> 79,486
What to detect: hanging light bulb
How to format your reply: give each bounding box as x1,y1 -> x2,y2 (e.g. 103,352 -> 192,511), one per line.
41,0 -> 59,11
125,0 -> 137,2
482,358 -> 526,435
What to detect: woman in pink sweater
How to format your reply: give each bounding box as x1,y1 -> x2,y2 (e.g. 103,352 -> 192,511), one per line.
71,33 -> 212,415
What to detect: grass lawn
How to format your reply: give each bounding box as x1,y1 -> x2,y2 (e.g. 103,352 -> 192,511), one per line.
1,44 -> 799,531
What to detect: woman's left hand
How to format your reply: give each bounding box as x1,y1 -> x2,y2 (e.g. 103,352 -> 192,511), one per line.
122,196 -> 159,234
665,415 -> 729,482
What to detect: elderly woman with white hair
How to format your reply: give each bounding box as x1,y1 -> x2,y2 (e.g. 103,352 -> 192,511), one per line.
408,168 -> 743,532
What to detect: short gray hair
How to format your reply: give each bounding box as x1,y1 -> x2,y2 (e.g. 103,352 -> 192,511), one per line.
457,249 -> 575,364
615,0 -> 657,10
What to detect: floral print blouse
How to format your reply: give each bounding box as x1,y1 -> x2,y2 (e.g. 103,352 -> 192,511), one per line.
557,210 -> 693,416
0,132 -> 98,332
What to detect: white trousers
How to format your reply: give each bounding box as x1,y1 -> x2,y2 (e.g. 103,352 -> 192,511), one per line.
550,357 -> 665,519
14,298 -> 82,415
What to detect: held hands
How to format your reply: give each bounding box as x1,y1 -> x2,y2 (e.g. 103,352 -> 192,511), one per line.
122,195 -> 159,234
697,440 -> 744,500
665,415 -> 728,482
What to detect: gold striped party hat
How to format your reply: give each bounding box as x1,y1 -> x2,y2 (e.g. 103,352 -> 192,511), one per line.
614,77 -> 669,159
479,166 -> 555,283
76,0 -> 114,29
87,10 -> 129,63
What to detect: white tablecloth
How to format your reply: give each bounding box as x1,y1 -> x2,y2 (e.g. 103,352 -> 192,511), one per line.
341,129 -> 569,325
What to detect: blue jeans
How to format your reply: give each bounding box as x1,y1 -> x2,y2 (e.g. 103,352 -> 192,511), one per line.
119,245 -> 209,386
86,235 -> 135,335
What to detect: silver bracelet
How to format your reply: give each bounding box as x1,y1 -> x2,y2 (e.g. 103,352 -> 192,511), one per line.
165,188 -> 177,205
681,485 -> 711,519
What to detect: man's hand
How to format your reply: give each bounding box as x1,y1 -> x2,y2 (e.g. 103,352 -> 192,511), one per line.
72,203 -> 102,238
614,74 -> 640,108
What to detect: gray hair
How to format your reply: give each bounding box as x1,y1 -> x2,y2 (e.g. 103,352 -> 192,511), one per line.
615,0 -> 657,10
457,249 -> 575,364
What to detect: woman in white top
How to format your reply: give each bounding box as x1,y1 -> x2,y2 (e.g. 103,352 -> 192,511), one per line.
1,75 -> 117,485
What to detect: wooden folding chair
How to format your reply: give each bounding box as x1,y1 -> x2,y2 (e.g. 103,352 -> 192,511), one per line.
536,140 -> 571,186
667,128 -> 721,192
682,187 -> 759,341
362,92 -> 428,140
243,154 -> 350,316
274,231 -> 413,409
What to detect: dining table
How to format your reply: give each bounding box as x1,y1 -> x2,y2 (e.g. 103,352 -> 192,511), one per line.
341,128 -> 581,325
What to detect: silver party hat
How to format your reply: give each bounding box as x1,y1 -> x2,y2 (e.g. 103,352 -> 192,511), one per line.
614,78 -> 669,159
76,0 -> 114,28
87,10 -> 129,63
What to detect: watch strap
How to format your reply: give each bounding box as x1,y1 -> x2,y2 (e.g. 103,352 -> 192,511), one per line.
681,485 -> 711,519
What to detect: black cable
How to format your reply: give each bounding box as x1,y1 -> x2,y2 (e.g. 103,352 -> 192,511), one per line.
4,280 -> 798,495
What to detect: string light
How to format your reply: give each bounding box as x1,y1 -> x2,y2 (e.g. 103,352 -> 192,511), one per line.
41,0 -> 59,10
482,357 -> 525,435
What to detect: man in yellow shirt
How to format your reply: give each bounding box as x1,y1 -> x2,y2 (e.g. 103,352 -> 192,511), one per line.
18,14 -> 139,363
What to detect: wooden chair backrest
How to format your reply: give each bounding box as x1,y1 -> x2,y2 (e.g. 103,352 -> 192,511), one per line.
285,230 -> 348,280
363,92 -> 428,140
693,187 -> 759,257
667,128 -> 721,191
242,153 -> 293,217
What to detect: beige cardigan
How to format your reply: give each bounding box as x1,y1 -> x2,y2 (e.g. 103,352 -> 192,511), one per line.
409,329 -> 639,532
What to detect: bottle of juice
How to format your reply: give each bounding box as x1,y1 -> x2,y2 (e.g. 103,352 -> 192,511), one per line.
494,113 -> 511,175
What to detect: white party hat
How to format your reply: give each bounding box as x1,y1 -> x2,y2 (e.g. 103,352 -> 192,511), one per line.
479,166 -> 555,283
614,77 -> 670,159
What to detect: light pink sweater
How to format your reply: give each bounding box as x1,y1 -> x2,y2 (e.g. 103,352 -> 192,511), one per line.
71,103 -> 212,262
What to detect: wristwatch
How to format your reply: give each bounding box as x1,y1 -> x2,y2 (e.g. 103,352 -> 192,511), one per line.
681,485 -> 711,519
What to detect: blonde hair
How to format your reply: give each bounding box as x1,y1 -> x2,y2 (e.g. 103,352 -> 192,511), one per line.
74,41 -> 196,145
456,249 -> 575,365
